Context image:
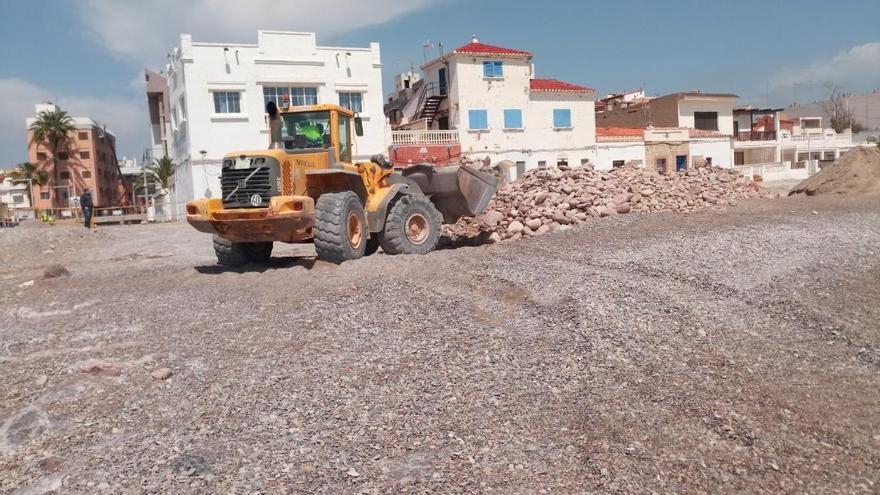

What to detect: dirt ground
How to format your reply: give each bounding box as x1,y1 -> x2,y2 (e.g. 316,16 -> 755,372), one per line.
1,194 -> 879,494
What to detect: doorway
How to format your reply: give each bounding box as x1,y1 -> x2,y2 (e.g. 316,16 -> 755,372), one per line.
438,67 -> 447,96
676,155 -> 687,171
437,116 -> 449,130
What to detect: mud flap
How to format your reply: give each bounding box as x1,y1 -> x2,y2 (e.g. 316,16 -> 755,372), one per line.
401,164 -> 500,223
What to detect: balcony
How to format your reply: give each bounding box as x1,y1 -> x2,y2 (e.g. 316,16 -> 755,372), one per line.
390,129 -> 459,146
388,129 -> 461,166
735,130 -> 776,141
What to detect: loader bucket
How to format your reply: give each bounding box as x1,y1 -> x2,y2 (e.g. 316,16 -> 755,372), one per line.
401,164 -> 501,223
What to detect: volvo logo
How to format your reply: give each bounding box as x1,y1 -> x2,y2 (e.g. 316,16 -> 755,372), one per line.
249,194 -> 263,207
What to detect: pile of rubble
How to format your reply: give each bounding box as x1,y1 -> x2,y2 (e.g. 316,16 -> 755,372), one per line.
444,164 -> 773,242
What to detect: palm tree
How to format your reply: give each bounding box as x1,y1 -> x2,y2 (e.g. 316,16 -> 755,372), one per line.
29,108 -> 75,204
134,156 -> 176,194
9,161 -> 50,209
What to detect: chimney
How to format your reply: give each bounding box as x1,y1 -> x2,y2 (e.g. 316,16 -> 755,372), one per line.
471,35 -> 479,44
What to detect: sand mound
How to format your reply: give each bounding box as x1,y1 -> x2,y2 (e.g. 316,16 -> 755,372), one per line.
789,146 -> 880,197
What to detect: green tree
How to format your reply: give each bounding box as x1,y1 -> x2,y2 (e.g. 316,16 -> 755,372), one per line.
134,156 -> 176,193
9,161 -> 49,208
28,108 -> 75,202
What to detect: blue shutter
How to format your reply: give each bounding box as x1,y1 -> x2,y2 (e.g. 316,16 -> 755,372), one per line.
504,109 -> 522,129
468,110 -> 488,130
553,109 -> 572,128
494,61 -> 503,77
483,61 -> 493,77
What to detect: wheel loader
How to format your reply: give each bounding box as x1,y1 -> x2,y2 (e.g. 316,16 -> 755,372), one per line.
186,101 -> 500,265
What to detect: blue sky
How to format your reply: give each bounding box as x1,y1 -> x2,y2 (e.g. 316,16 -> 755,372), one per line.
1,0 -> 879,166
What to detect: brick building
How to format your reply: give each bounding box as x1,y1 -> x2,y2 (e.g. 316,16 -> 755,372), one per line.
26,103 -> 123,210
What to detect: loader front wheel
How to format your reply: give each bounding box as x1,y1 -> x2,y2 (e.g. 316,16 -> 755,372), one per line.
314,191 -> 367,263
213,235 -> 247,267
380,195 -> 441,255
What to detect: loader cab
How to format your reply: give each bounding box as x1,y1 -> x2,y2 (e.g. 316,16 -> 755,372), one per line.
273,103 -> 364,164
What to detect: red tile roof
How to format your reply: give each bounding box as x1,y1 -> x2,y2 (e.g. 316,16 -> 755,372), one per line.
596,127 -> 644,137
530,78 -> 594,93
452,41 -> 532,57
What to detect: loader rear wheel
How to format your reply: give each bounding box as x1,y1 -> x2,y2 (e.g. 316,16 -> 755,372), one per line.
212,236 -> 272,266
314,191 -> 367,263
380,195 -> 441,255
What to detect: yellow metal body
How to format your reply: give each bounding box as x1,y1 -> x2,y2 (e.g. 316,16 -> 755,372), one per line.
186,104 -> 399,243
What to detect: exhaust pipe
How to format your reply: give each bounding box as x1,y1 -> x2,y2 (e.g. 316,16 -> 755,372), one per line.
266,101 -> 282,149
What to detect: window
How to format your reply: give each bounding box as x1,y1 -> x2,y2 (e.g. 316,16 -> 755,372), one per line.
612,160 -> 625,168
338,92 -> 363,113
57,151 -> 69,160
13,194 -> 24,204
280,111 -> 331,150
503,109 -> 522,129
36,152 -> 47,160
60,171 -> 71,180
82,170 -> 92,179
78,132 -> 88,140
80,151 -> 90,160
40,191 -> 50,200
515,161 -> 526,179
263,86 -> 318,107
557,158 -> 568,168
655,158 -> 667,173
483,61 -> 503,78
337,112 -> 352,162
213,91 -> 242,114
734,151 -> 745,165
694,111 -> 718,131
538,160 -> 546,169
468,109 -> 488,130
553,109 -> 572,128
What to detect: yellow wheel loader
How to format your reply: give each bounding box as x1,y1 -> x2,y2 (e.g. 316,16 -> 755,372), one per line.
186,102 -> 500,265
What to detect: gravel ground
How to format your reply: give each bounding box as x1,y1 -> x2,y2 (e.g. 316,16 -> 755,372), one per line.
1,194 -> 879,494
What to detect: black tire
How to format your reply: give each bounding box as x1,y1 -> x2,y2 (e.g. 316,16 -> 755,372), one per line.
213,235 -> 248,267
364,237 -> 380,256
314,191 -> 367,263
243,242 -> 273,262
379,194 -> 442,255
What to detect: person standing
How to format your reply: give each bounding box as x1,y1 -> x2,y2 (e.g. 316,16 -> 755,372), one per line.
79,188 -> 94,229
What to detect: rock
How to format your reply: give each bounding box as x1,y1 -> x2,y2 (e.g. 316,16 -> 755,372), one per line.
481,210 -> 504,227
19,280 -> 34,288
596,206 -> 610,217
525,218 -> 542,230
151,368 -> 173,380
488,232 -> 502,243
615,202 -> 632,214
43,264 -> 70,279
506,221 -> 524,234
640,187 -> 655,196
347,468 -> 361,477
79,360 -> 122,377
535,225 -> 550,236
35,375 -> 48,387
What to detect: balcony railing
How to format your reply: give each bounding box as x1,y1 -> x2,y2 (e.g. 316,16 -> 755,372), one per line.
391,129 -> 459,146
735,131 -> 777,141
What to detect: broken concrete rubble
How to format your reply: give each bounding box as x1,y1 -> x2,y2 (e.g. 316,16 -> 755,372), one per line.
443,164 -> 774,242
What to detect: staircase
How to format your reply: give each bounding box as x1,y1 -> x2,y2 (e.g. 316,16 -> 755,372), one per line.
416,82 -> 446,128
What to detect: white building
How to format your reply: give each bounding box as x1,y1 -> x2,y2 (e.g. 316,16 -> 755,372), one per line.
389,38 -> 597,179
595,127 -> 732,172
732,107 -> 860,181
157,30 -> 385,212
0,174 -> 33,219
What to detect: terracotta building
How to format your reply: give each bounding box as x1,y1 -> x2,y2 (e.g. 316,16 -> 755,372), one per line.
26,103 -> 123,210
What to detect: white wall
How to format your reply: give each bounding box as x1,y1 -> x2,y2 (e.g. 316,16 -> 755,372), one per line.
689,138 -> 733,168
595,141 -> 645,170
166,30 -> 385,206
677,98 -> 735,135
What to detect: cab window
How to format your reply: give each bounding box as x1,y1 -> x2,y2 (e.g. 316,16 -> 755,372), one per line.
338,115 -> 352,162
281,111 -> 331,150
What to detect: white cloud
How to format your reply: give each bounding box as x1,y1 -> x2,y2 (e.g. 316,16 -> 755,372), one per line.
0,78 -> 146,167
80,0 -> 442,66
771,41 -> 880,90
